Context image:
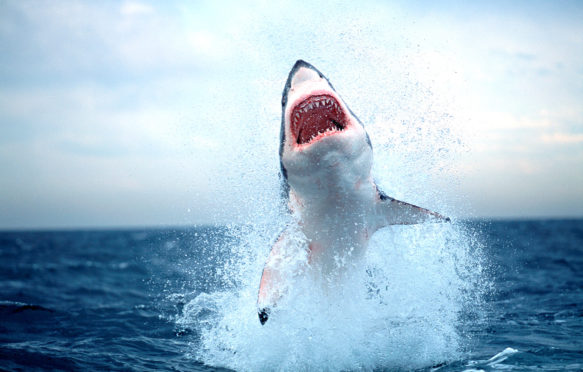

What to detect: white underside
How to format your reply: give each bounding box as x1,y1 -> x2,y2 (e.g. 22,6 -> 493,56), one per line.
287,137 -> 377,274
280,66 -> 378,276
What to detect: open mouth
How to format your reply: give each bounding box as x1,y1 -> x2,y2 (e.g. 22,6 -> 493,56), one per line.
290,94 -> 347,145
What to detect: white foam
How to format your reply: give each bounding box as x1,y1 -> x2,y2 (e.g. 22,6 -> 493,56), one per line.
174,219 -> 486,371
486,347 -> 519,365
173,4 -> 485,368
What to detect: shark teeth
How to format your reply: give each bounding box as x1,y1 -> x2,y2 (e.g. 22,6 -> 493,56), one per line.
291,96 -> 344,126
309,127 -> 338,142
297,95 -> 341,112
290,94 -> 348,145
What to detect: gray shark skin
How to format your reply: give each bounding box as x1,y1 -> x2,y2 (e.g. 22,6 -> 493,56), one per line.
258,60 -> 449,325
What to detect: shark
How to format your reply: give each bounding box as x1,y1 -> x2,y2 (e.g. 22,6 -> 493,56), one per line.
257,60 -> 449,325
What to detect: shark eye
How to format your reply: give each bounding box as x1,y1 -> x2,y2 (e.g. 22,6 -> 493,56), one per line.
290,95 -> 347,145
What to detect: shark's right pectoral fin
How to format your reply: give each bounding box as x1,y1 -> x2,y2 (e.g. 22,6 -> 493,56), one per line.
257,260 -> 281,325
375,190 -> 450,228
257,231 -> 288,325
257,224 -> 309,325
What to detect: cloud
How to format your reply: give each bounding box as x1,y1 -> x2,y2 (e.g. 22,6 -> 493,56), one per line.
120,1 -> 154,16
541,133 -> 583,145
0,1 -> 236,85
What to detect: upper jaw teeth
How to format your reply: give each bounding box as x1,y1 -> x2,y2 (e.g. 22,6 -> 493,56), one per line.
297,95 -> 340,112
291,95 -> 344,127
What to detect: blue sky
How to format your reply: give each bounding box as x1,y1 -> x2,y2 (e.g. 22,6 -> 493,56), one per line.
1,0 -> 582,229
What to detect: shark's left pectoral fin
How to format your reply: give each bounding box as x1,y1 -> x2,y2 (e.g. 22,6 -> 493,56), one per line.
375,190 -> 450,227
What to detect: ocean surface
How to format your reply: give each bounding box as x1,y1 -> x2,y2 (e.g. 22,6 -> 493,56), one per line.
1,219 -> 582,371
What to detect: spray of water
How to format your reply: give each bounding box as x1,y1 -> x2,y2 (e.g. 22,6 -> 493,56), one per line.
170,2 -> 488,369
173,78 -> 486,370
176,221 -> 486,371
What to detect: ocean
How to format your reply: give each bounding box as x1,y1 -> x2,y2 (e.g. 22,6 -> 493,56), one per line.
0,219 -> 581,371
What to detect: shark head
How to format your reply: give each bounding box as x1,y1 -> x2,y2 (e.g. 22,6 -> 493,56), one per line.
279,60 -> 373,202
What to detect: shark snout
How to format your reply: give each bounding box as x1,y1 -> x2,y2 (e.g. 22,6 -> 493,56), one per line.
290,66 -> 321,89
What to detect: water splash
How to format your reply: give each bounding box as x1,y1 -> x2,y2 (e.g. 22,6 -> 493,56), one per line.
174,93 -> 485,368
171,2 -> 486,369
173,59 -> 485,372
171,219 -> 487,371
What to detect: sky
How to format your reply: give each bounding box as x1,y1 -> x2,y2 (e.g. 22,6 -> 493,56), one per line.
0,0 -> 582,229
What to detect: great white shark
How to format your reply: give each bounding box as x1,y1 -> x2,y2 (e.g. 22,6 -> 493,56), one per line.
257,60 -> 449,325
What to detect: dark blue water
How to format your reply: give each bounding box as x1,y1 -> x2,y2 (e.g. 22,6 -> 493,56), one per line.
0,220 -> 581,371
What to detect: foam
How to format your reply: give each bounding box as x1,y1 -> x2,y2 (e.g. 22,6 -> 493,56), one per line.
174,219 -> 486,370
173,3 -> 485,368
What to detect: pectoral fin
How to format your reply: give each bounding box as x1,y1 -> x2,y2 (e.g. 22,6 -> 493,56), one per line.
375,189 -> 450,228
257,242 -> 284,325
257,228 -> 292,325
257,224 -> 309,325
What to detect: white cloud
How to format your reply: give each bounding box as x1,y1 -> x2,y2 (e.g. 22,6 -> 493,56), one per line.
120,1 -> 154,16
541,133 -> 583,145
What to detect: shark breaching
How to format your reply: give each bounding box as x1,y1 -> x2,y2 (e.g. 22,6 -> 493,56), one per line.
257,60 -> 449,325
